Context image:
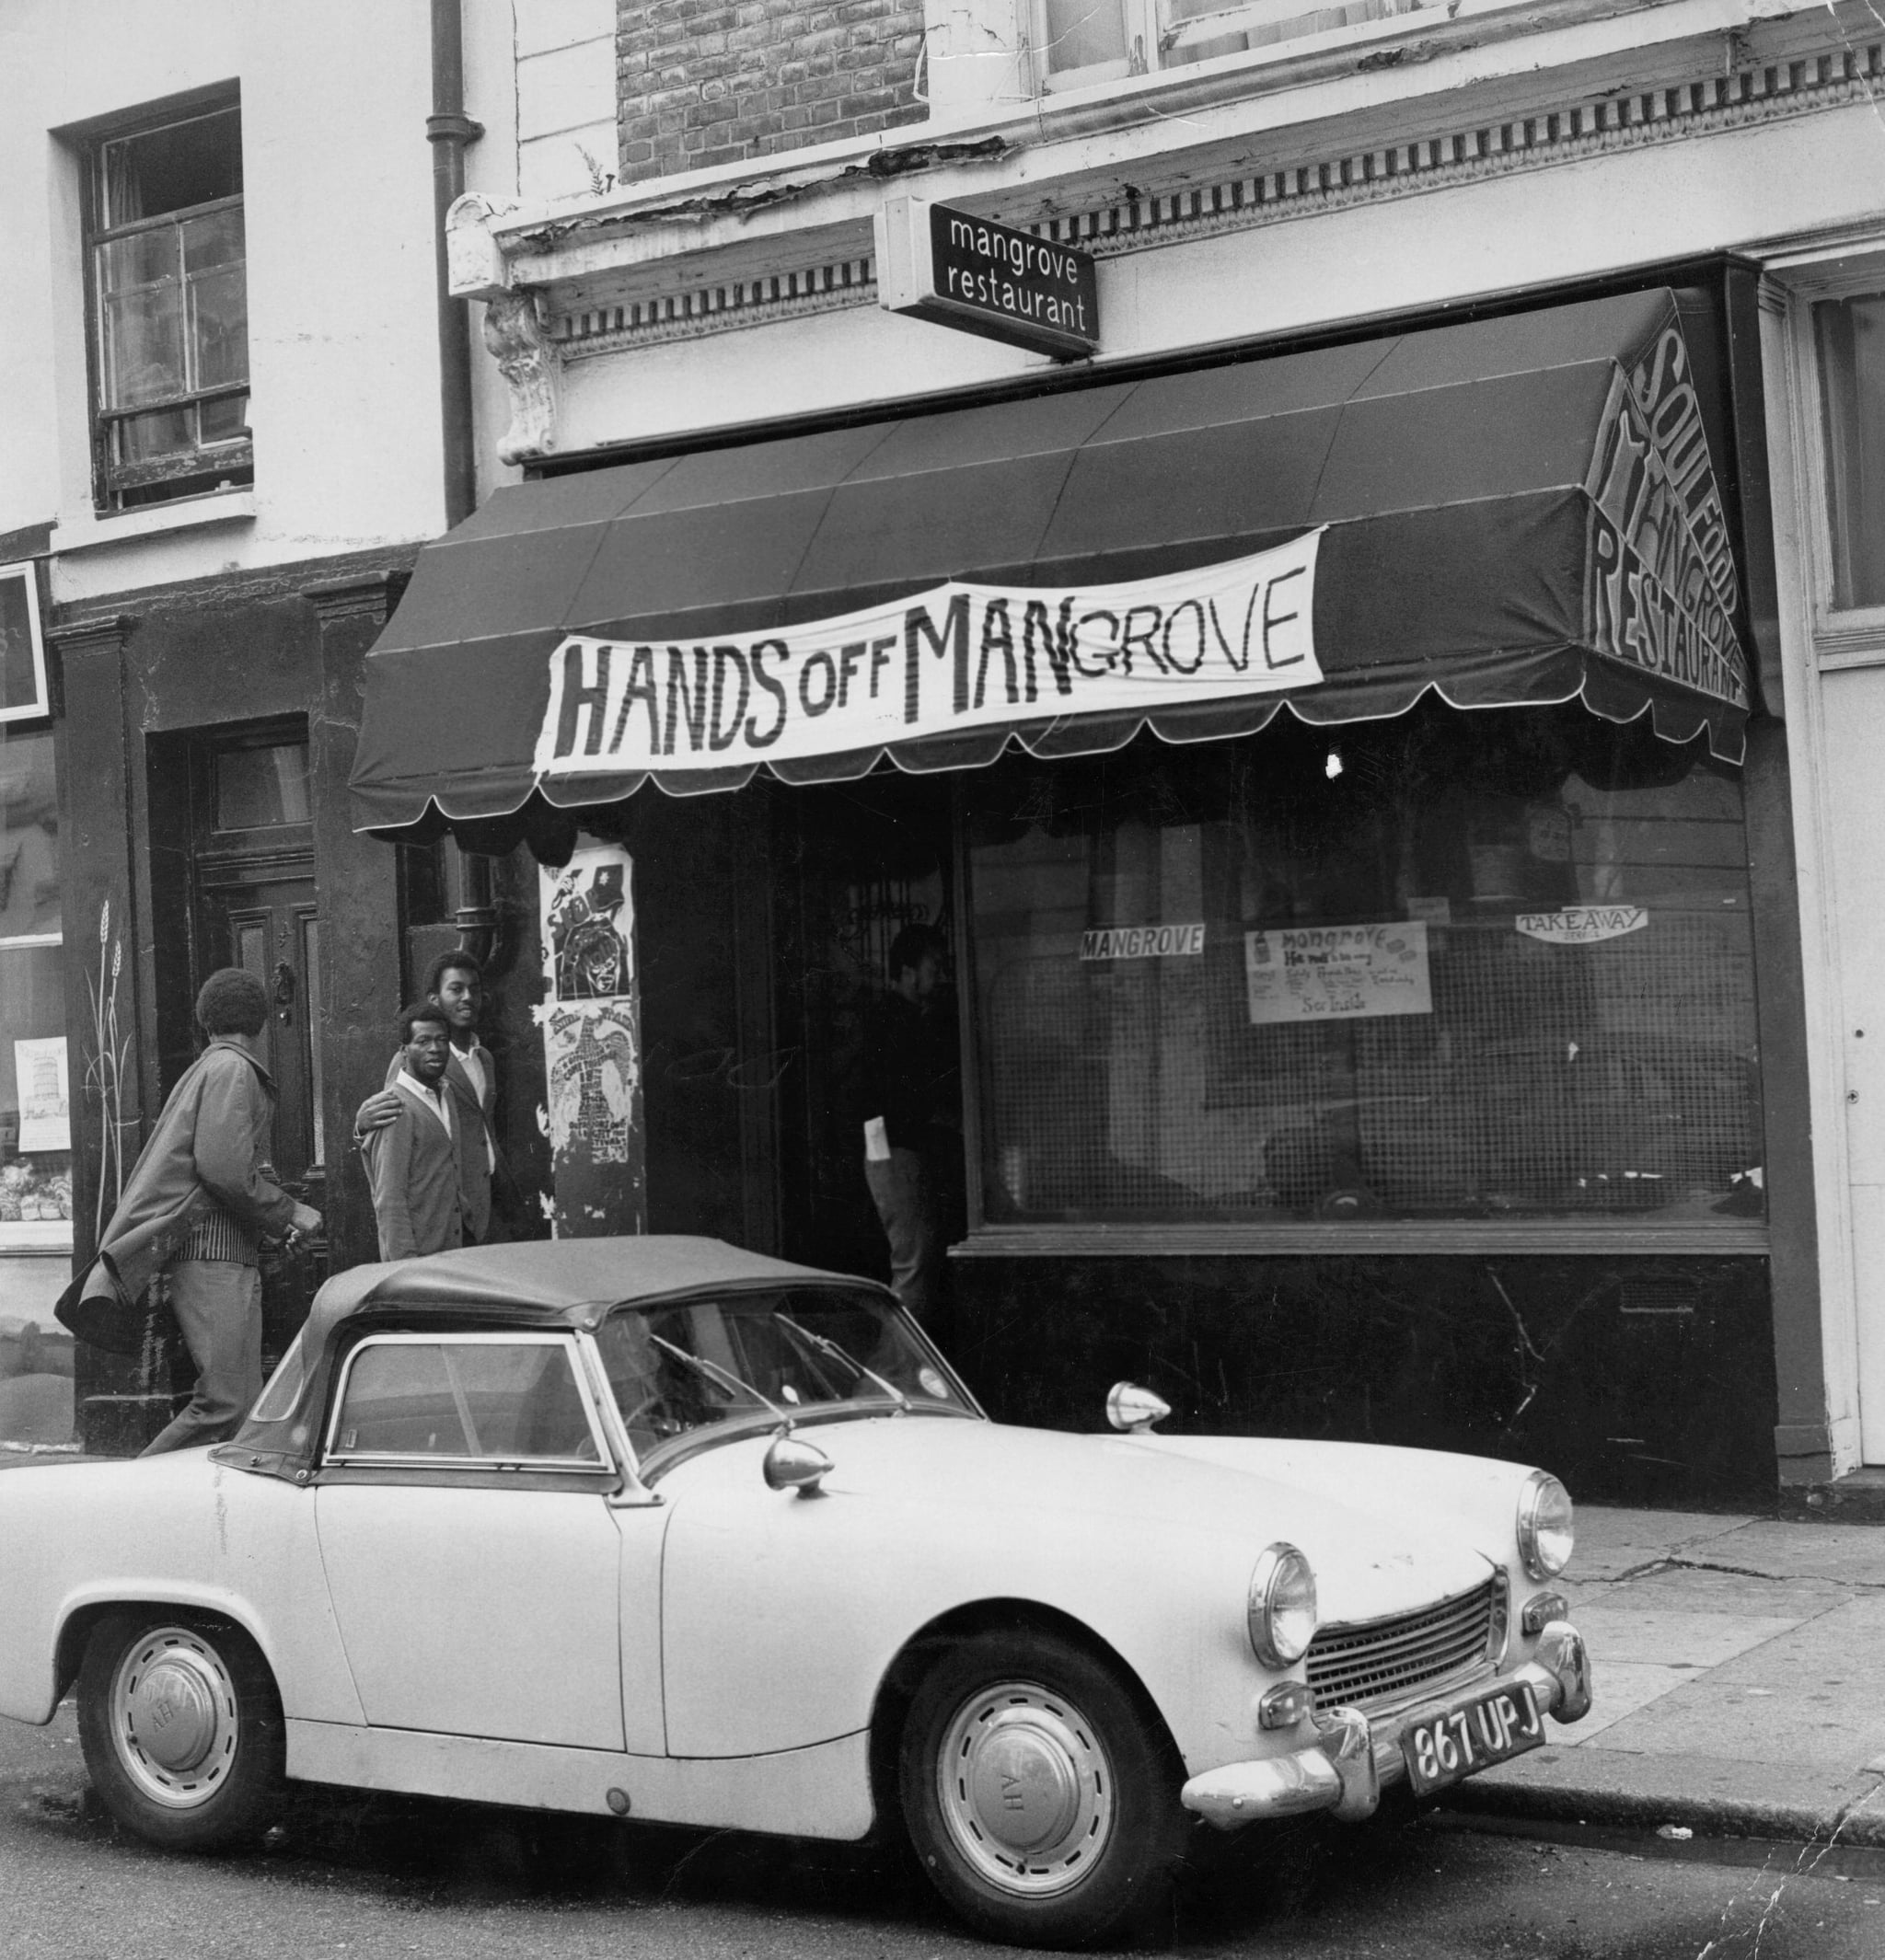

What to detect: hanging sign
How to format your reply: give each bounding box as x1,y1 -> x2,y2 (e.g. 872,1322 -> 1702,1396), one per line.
1244,921 -> 1432,1024
535,532 -> 1322,784
875,196 -> 1099,359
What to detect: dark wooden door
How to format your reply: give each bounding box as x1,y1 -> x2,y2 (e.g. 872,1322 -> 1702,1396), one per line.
194,857 -> 326,1369
187,732 -> 327,1370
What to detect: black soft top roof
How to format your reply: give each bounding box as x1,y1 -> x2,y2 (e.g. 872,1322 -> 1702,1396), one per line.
213,1235 -> 887,1482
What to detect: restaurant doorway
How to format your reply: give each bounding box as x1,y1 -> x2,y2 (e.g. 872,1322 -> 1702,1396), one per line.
774,772 -> 960,1286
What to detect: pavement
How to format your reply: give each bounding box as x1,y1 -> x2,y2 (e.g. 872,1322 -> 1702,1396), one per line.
1452,1504 -> 1885,1850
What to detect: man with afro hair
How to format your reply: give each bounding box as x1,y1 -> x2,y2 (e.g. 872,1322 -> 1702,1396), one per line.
58,967 -> 322,1454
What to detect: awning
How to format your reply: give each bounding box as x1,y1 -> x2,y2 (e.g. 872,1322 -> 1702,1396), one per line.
352,286 -> 1752,841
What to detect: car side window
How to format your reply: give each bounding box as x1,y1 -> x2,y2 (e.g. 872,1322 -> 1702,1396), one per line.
328,1336 -> 604,1467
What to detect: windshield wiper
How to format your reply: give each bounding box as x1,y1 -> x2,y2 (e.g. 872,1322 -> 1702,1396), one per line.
776,1314 -> 910,1414
647,1334 -> 791,1424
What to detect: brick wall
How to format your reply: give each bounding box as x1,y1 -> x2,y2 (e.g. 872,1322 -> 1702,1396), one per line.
618,0 -> 927,181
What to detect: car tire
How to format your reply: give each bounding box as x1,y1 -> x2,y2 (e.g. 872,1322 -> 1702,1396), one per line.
898,1627 -> 1187,1950
76,1610 -> 285,1852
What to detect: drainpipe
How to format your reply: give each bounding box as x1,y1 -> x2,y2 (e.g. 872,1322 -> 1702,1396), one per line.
426,0 -> 501,962
428,0 -> 482,529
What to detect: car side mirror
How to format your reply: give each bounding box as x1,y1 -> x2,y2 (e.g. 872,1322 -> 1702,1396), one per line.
763,1429 -> 832,1496
1106,1382 -> 1172,1434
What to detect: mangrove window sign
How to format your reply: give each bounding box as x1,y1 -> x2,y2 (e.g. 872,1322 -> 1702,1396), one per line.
533,532 -> 1323,784
874,195 -> 1098,360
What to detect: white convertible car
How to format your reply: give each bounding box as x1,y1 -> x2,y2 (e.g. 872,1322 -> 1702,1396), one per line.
0,1238 -> 1589,1947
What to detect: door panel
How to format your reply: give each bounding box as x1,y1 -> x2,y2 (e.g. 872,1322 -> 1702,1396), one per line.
315,1484 -> 627,1748
197,863 -> 323,1367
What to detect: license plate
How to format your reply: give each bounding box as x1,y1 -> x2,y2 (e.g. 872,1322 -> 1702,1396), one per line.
1404,1680 -> 1544,1795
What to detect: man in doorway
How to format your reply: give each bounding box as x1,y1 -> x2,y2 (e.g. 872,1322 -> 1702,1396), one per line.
362,1001 -> 466,1261
354,950 -> 504,1242
59,968 -> 322,1456
858,923 -> 963,1333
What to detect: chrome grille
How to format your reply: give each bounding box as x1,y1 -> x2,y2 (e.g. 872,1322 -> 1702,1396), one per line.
1306,1579 -> 1496,1713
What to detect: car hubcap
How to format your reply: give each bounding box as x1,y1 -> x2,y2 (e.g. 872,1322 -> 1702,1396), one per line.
110,1627 -> 238,1809
935,1678 -> 1116,1897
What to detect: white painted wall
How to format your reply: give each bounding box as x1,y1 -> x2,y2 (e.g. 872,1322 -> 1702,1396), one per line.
515,0 -> 619,202
1817,663 -> 1885,1460
0,0 -> 449,602
545,102 -> 1885,455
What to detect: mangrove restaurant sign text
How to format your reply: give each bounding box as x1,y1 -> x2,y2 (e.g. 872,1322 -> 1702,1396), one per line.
875,195 -> 1099,359
534,534 -> 1324,783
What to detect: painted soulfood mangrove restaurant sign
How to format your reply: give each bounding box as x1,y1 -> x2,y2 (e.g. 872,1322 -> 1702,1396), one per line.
875,195 -> 1099,359
534,532 -> 1323,781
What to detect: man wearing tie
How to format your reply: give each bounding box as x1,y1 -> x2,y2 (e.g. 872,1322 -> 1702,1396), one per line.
363,1002 -> 465,1261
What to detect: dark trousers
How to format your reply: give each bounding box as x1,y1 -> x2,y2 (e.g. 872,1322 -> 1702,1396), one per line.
142,1261 -> 263,1456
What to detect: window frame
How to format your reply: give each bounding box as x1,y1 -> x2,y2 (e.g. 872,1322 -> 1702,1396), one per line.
79,93 -> 252,515
1030,0 -> 1455,94
1771,251 -> 1885,665
322,1331 -> 618,1477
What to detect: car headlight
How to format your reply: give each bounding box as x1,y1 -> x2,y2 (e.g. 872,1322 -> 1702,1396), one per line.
1517,1471 -> 1575,1579
1248,1543 -> 1317,1667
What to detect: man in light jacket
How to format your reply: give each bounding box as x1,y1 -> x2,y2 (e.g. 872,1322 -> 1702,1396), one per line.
354,951 -> 505,1242
57,968 -> 322,1455
363,1001 -> 466,1261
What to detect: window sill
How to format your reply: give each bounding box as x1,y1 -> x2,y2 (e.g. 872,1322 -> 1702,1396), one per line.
0,1223 -> 75,1253
953,1220 -> 1771,1257
50,490 -> 256,557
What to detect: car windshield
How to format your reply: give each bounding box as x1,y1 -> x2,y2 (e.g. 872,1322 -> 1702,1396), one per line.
595,1286 -> 977,1467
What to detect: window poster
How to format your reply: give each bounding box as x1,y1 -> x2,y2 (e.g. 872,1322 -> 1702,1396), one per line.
15,1036 -> 69,1151
1244,921 -> 1432,1025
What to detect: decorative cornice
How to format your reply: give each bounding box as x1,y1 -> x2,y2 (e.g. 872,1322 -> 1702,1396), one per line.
45,613 -> 135,658
484,290 -> 564,463
1036,38 -> 1885,259
553,255 -> 877,356
538,26 -> 1885,358
304,571 -> 405,626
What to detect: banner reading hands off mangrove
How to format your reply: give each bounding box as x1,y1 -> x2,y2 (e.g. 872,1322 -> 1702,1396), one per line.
534,532 -> 1324,780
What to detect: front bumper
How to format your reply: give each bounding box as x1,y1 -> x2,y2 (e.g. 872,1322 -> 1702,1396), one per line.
1181,1620 -> 1590,1831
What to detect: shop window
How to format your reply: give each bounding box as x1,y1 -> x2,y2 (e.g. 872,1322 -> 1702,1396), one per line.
0,730 -> 72,1248
966,702 -> 1762,1229
1034,0 -> 1424,89
85,98 -> 250,512
1814,294 -> 1885,612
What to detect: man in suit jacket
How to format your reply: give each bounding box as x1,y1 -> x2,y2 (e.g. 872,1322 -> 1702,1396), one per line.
355,950 -> 505,1241
364,1002 -> 466,1261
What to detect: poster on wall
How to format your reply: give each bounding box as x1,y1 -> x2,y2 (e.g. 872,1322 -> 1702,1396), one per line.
15,1036 -> 69,1152
0,563 -> 49,725
535,844 -> 646,1236
1244,921 -> 1432,1024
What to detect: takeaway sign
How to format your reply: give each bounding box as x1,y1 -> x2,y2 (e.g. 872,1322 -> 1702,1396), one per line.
533,533 -> 1323,782
875,195 -> 1098,360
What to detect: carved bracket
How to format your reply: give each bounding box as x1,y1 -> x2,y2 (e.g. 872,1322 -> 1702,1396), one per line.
482,291 -> 562,465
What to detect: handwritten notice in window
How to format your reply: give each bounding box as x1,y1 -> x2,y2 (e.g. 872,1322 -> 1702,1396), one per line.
15,1037 -> 69,1152
1244,922 -> 1432,1024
